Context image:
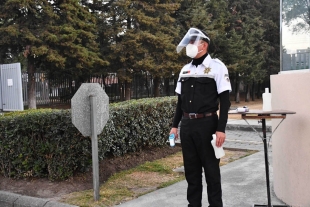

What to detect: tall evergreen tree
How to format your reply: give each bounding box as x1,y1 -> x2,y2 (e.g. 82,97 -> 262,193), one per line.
102,0 -> 182,99
0,0 -> 108,108
260,0 -> 280,86
226,0 -> 275,102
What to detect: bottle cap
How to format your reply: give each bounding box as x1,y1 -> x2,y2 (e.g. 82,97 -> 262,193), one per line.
265,88 -> 269,93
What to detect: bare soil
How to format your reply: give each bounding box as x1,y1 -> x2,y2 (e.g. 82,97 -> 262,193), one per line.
0,145 -> 182,201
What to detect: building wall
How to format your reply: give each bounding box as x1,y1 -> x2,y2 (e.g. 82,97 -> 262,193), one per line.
271,71 -> 310,207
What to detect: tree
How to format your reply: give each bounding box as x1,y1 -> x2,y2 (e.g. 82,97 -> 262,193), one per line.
101,0 -> 182,100
0,0 -> 284,104
0,0 -> 108,109
260,0 -> 280,89
225,0 -> 279,102
282,0 -> 310,33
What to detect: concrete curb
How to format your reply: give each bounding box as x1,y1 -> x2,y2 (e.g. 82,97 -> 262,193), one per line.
226,119 -> 272,132
0,191 -> 78,207
226,123 -> 272,132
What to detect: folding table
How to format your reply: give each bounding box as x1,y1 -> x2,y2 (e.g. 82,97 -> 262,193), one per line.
228,109 -> 295,207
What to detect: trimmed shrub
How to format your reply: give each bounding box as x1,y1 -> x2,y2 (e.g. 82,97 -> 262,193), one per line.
0,96 -> 177,180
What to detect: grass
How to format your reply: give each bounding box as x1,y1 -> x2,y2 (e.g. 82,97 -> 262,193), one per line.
60,149 -> 257,207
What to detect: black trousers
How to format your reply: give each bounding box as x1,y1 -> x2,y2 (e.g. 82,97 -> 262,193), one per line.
180,115 -> 223,207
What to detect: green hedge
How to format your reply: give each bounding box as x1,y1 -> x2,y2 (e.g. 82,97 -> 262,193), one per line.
0,97 -> 177,180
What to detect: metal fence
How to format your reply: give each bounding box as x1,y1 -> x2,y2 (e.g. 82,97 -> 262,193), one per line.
282,51 -> 310,71
22,72 -> 177,106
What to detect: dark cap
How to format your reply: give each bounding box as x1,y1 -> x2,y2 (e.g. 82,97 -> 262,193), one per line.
190,30 -> 210,44
200,30 -> 210,44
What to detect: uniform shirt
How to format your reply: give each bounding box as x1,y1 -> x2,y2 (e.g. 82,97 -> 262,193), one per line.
175,54 -> 231,113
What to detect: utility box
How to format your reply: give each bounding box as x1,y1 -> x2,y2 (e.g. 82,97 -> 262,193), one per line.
0,63 -> 24,111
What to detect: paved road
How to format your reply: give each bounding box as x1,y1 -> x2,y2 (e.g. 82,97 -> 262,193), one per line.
225,129 -> 272,151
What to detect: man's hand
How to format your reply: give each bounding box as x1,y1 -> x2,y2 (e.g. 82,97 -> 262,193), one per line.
215,131 -> 226,147
169,127 -> 179,140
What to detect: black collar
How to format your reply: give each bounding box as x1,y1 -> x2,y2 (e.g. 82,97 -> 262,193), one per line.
192,53 -> 208,67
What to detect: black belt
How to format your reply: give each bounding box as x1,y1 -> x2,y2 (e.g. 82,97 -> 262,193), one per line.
183,112 -> 217,119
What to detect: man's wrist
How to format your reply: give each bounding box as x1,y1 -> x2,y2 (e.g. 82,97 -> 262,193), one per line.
216,128 -> 225,133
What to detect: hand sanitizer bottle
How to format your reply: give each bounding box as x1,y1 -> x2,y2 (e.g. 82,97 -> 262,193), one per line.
262,88 -> 272,111
169,134 -> 175,147
211,134 -> 225,159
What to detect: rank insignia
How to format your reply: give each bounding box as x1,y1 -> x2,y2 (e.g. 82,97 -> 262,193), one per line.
224,74 -> 230,82
183,70 -> 190,74
204,67 -> 211,74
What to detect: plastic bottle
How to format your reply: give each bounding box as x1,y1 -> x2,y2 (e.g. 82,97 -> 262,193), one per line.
169,134 -> 175,147
211,134 -> 225,159
262,88 -> 272,111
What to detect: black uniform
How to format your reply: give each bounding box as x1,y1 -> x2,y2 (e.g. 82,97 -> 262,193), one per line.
172,53 -> 231,207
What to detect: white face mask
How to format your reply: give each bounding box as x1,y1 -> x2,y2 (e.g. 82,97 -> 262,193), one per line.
186,44 -> 202,58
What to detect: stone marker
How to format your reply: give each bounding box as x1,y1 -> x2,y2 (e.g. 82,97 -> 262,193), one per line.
71,83 -> 109,201
71,83 -> 109,136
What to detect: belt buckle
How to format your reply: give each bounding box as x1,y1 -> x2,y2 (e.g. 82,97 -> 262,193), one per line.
188,113 -> 197,119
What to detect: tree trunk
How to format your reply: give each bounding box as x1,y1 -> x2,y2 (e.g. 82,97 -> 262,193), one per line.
245,84 -> 250,102
256,82 -> 261,99
251,81 -> 255,101
119,82 -> 124,101
230,76 -> 235,97
153,77 -> 160,97
27,58 -> 36,109
125,81 -> 131,101
235,76 -> 240,103
235,88 -> 240,103
164,78 -> 170,96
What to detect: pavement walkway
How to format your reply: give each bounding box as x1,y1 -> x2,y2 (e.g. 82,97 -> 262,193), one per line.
0,119 -> 289,207
115,151 -> 285,207
115,119 -> 288,207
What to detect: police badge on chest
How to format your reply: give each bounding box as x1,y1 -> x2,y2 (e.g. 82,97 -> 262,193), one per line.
204,67 -> 211,74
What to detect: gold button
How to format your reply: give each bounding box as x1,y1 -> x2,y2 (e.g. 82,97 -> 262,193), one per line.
191,85 -> 193,87
190,100 -> 192,103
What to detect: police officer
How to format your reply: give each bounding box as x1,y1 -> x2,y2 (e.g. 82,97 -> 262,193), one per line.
170,28 -> 231,207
